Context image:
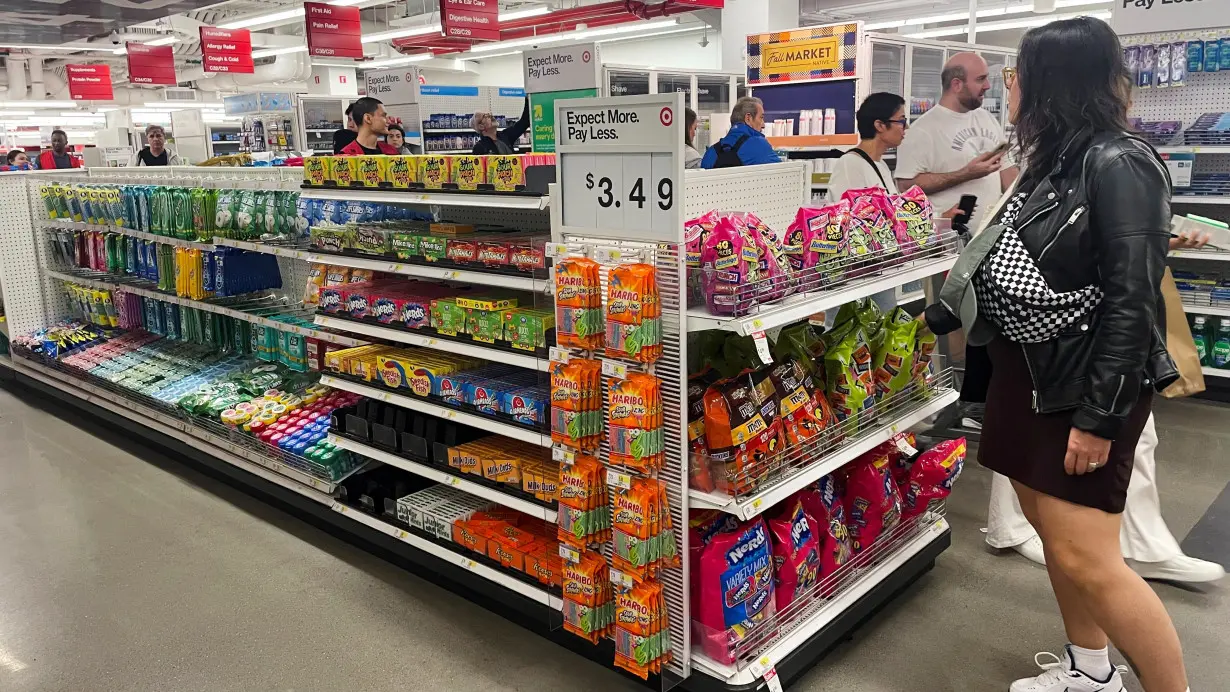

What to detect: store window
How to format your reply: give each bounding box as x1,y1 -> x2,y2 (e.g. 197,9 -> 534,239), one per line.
657,72 -> 693,105
608,70 -> 650,97
696,76 -> 731,116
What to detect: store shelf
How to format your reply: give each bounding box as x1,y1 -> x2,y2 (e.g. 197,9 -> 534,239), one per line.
1202,366 -> 1230,379
45,221 -> 215,251
689,389 -> 958,520
686,254 -> 957,335
1158,146 -> 1230,155
329,434 -> 557,522
319,374 -> 552,448
328,500 -> 563,609
314,315 -> 550,372
1180,294 -> 1230,317
299,186 -> 550,210
45,269 -> 368,347
1173,196 -> 1230,205
423,128 -> 479,134
213,237 -> 550,293
1170,248 -> 1230,261
8,356 -> 343,499
306,128 -> 341,134
689,516 -> 950,687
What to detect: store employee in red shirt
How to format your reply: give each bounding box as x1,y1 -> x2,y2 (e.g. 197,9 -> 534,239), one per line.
37,130 -> 83,169
337,97 -> 397,156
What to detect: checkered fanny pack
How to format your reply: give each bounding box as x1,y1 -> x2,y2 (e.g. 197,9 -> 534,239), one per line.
973,193 -> 1103,344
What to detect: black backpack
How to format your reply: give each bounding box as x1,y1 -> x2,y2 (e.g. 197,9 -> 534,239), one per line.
711,134 -> 750,168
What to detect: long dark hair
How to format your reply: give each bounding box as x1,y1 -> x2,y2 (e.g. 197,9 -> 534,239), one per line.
1015,16 -> 1130,183
685,107 -> 697,148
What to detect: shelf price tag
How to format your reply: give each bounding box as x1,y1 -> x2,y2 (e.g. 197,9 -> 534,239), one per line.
751,331 -> 773,365
895,436 -> 918,456
555,93 -> 685,243
763,667 -> 784,692
609,568 -> 635,591
549,347 -> 571,364
559,544 -> 582,563
551,445 -> 577,465
601,360 -> 628,379
607,469 -> 632,491
544,242 -> 569,258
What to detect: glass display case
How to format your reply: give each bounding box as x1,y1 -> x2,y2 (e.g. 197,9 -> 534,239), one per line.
299,96 -> 348,155
909,46 -> 944,121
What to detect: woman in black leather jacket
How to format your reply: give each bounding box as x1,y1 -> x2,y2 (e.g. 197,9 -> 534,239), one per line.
922,17 -> 1188,692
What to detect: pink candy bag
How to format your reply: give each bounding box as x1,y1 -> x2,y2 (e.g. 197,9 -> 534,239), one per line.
797,474 -> 853,584
903,438 -> 966,519
701,215 -> 760,315
842,187 -> 900,257
768,498 -> 822,610
784,202 -> 849,291
686,211 -> 721,307
693,517 -> 776,664
892,185 -> 937,254
843,452 -> 903,554
742,212 -> 793,303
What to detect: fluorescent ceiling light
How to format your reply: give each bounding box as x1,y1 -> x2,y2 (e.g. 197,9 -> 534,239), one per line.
469,19 -> 679,54
2,100 -> 79,109
143,101 -> 224,109
866,0 -> 1108,29
0,43 -> 122,53
0,110 -> 35,116
499,7 -> 551,21
903,8 -> 1111,38
252,45 -> 308,59
598,25 -> 706,44
144,36 -> 179,46
361,53 -> 434,68
362,24 -> 441,42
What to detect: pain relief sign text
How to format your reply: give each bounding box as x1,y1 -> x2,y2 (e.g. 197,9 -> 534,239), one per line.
762,37 -> 839,75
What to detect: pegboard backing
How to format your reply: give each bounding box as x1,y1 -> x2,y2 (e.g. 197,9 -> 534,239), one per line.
0,172 -> 63,336
436,205 -> 551,232
683,161 -> 810,234
1125,31 -> 1230,126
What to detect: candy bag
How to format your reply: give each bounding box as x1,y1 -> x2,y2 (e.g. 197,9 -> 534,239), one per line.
903,438 -> 966,519
892,185 -> 936,253
767,357 -> 827,447
796,474 -> 852,587
703,368 -> 785,495
768,498 -> 822,610
743,212 -> 795,302
694,518 -> 775,664
824,327 -> 876,428
844,452 -> 903,554
871,307 -> 920,399
785,202 -> 849,291
701,215 -> 759,316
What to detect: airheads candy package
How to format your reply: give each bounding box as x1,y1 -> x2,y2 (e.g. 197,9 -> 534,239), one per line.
694,517 -> 775,664
903,438 -> 966,519
892,185 -> 936,252
844,453 -> 903,554
843,187 -> 901,257
768,498 -> 822,610
701,215 -> 760,316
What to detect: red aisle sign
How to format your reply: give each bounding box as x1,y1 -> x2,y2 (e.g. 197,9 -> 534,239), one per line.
200,26 -> 255,73
126,43 -> 177,85
672,0 -> 724,6
440,0 -> 500,41
66,64 -> 113,101
305,2 -> 364,59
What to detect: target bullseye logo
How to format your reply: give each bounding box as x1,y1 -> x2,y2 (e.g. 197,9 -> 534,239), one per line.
582,50 -> 592,63
660,107 -> 673,127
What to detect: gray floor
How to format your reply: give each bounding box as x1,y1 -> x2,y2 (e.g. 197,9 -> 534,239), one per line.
0,385 -> 1225,692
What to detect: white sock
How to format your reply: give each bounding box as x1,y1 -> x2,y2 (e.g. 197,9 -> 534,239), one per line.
1069,644 -> 1113,680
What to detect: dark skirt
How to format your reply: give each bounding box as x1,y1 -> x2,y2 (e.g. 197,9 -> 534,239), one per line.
979,337 -> 1152,514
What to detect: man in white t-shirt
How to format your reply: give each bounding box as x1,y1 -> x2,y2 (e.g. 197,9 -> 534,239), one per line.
895,52 -> 1017,231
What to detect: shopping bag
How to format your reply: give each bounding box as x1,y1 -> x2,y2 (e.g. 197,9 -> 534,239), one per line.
1160,267 -> 1206,399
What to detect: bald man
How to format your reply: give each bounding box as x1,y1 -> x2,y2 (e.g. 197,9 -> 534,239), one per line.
895,52 -> 1017,231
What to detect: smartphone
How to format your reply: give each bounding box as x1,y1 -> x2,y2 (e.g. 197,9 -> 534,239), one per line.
989,141 -> 1011,157
953,194 -> 978,232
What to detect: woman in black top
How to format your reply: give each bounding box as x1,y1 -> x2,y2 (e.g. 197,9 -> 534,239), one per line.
470,97 -> 530,155
920,17 -> 1187,692
332,103 -> 358,154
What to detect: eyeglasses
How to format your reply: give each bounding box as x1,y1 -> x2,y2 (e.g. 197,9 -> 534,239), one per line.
1002,66 -> 1018,88
886,118 -> 908,129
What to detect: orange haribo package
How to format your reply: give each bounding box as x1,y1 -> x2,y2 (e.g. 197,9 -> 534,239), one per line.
606,263 -> 661,363
614,581 -> 672,678
557,455 -> 612,547
550,358 -> 602,450
607,373 -> 664,473
555,257 -> 604,350
562,550 -> 615,644
611,478 -> 662,581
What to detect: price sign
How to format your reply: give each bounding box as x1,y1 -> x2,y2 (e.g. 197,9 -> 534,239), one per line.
1161,153 -> 1194,188
556,93 -> 685,243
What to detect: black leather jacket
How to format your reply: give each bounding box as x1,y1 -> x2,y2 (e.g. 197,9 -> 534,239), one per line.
929,130 -> 1178,440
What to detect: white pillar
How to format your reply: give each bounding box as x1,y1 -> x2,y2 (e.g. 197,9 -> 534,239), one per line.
719,0 -> 801,74
968,0 -> 978,43
27,58 -> 44,100
6,57 -> 26,100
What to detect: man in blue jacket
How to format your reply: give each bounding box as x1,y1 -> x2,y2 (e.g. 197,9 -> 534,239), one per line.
701,96 -> 781,168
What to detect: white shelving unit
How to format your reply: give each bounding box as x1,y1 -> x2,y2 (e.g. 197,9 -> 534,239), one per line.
299,187 -> 550,211
1202,366 -> 1230,379
329,434 -> 557,522
1174,196 -> 1230,206
319,374 -> 552,448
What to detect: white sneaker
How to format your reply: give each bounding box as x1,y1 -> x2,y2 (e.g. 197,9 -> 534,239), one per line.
1011,536 -> 1046,566
1128,554 -> 1226,584
961,416 -> 983,431
1010,647 -> 1127,692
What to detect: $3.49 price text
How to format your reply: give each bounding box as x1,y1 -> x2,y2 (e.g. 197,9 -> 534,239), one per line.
585,173 -> 673,211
